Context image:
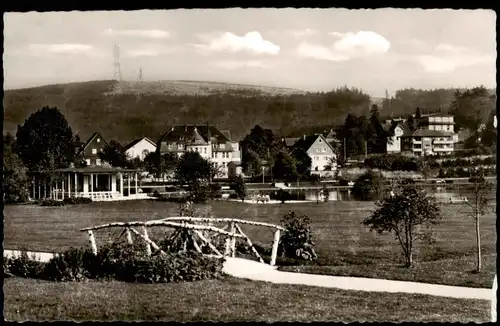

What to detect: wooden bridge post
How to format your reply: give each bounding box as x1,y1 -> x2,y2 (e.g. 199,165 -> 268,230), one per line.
230,222 -> 236,257
126,228 -> 133,244
142,226 -> 152,256
224,222 -> 232,257
270,229 -> 281,266
88,230 -> 98,255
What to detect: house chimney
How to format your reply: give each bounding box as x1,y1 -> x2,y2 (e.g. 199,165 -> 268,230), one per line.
303,134 -> 306,140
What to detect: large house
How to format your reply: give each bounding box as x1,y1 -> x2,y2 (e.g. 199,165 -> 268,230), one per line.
124,137 -> 157,161
75,132 -> 108,166
385,112 -> 458,156
156,124 -> 241,178
283,134 -> 337,175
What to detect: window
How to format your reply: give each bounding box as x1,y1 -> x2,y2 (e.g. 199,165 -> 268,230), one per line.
319,139 -> 322,143
179,136 -> 184,141
195,147 -> 199,152
97,138 -> 100,143
322,147 -> 327,152
95,159 -> 101,165
204,148 -> 207,154
177,144 -> 183,150
92,148 -> 97,154
315,148 -> 320,153
219,144 -> 224,149
85,159 -> 91,165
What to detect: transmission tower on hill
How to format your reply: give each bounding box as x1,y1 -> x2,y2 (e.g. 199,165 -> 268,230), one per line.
138,68 -> 143,82
113,44 -> 122,82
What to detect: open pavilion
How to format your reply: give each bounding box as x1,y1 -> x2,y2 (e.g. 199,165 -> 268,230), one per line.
30,166 -> 144,201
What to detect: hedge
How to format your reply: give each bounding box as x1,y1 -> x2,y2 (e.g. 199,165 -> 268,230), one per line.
4,243 -> 225,283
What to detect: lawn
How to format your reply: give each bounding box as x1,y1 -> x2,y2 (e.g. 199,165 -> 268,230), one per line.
3,277 -> 491,322
4,199 -> 496,288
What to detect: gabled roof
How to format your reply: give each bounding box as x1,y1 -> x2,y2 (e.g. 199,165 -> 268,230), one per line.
412,129 -> 455,137
157,125 -> 232,152
124,137 -> 157,151
221,130 -> 231,140
283,137 -> 300,147
399,123 -> 413,137
290,134 -> 334,153
75,132 -> 108,157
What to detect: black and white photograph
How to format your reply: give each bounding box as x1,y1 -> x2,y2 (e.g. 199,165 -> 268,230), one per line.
2,8 -> 497,322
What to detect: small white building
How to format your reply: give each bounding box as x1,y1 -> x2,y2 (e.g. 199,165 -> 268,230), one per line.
124,137 -> 157,161
386,123 -> 408,153
283,134 -> 337,175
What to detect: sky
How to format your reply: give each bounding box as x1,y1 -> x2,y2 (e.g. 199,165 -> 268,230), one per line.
3,9 -> 497,96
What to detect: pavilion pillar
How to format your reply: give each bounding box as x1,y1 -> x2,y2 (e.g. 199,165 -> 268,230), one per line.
55,179 -> 59,200
119,173 -> 123,197
61,173 -> 65,200
74,173 -> 78,197
108,175 -> 111,191
38,180 -> 41,200
111,174 -> 117,192
68,173 -> 71,197
90,173 -> 94,198
83,174 -> 89,194
135,172 -> 138,196
32,176 -> 36,200
128,173 -> 131,196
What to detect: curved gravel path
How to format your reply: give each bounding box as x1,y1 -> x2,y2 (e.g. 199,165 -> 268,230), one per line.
4,250 -> 493,302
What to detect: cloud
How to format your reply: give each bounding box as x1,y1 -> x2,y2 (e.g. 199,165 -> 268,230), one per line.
297,31 -> 391,61
291,29 -> 318,38
104,29 -> 171,39
195,31 -> 280,55
214,60 -> 271,69
28,43 -> 95,54
416,43 -> 495,73
297,43 -> 350,62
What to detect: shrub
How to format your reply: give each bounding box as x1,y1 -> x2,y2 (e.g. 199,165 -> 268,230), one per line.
208,184 -> 222,199
352,170 -> 384,201
5,251 -> 46,278
62,197 -> 93,205
275,189 -> 292,203
7,243 -> 225,284
42,247 -> 94,281
39,199 -> 65,206
279,211 -> 317,262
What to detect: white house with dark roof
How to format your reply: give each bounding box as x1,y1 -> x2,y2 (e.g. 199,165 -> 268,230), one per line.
283,134 -> 337,174
157,124 -> 241,178
124,137 -> 157,161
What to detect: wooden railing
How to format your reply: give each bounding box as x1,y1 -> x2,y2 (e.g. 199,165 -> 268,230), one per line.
80,217 -> 285,266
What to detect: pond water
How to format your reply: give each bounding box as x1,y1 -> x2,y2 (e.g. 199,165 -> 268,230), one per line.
249,185 -> 496,202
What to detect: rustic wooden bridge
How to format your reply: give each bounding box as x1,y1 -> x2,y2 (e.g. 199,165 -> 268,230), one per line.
81,217 -> 285,266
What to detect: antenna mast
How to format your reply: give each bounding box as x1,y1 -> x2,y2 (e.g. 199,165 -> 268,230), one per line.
113,44 -> 122,82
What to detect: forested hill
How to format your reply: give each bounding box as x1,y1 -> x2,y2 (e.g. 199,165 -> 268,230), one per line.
3,80 -> 493,144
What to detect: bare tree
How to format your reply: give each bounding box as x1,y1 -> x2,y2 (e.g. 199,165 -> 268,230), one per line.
464,168 -> 494,272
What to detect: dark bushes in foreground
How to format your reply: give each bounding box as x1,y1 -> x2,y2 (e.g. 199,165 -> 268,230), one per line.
38,197 -> 93,206
4,243 -> 225,283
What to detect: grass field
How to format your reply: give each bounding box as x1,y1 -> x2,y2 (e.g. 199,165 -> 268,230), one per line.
3,277 -> 490,322
4,199 -> 496,288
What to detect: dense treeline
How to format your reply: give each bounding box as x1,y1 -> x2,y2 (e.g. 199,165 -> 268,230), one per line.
5,80 -> 493,144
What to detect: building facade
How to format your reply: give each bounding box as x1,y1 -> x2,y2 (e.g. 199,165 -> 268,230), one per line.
283,134 -> 337,174
157,125 -> 241,178
75,132 -> 108,166
125,137 -> 157,161
387,112 -> 458,156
